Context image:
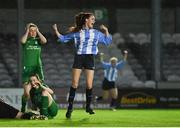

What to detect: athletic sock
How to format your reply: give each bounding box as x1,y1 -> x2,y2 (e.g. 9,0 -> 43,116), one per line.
86,88 -> 92,109
96,96 -> 103,101
110,98 -> 117,108
21,95 -> 27,112
68,86 -> 76,110
40,96 -> 49,117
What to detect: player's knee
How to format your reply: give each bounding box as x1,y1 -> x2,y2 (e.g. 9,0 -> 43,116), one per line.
23,89 -> 30,97
86,85 -> 92,89
86,82 -> 93,89
42,90 -> 49,96
72,81 -> 79,88
23,93 -> 30,99
113,96 -> 118,99
112,93 -> 118,99
72,80 -> 79,86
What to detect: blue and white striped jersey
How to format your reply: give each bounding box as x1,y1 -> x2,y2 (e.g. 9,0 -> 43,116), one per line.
58,28 -> 112,55
102,61 -> 126,82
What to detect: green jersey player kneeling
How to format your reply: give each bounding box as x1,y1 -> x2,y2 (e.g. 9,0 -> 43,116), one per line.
29,74 -> 58,119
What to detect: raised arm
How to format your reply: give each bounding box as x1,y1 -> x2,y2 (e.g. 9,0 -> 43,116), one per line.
123,50 -> 128,61
52,24 -> 61,37
99,52 -> 110,69
36,27 -> 47,44
98,24 -> 112,45
99,52 -> 104,63
21,23 -> 31,44
100,25 -> 110,36
116,50 -> 128,69
52,24 -> 73,43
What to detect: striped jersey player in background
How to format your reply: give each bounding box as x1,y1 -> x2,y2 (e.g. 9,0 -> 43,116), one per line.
52,12 -> 112,119
95,50 -> 128,110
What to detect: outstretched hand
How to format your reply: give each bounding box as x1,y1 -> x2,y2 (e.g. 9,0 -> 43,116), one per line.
26,23 -> 32,30
123,50 -> 128,61
52,24 -> 61,37
99,24 -> 108,32
26,23 -> 38,33
100,52 -> 104,56
99,52 -> 104,62
52,24 -> 58,31
124,50 -> 128,54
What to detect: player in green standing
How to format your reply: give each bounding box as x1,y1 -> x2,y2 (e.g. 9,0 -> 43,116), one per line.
21,23 -> 47,112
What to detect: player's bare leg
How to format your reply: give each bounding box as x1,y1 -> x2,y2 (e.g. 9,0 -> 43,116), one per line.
109,88 -> 118,110
66,68 -> 81,119
21,83 -> 31,112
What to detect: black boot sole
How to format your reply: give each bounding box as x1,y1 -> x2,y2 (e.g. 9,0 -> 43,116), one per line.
86,109 -> 95,115
66,110 -> 72,119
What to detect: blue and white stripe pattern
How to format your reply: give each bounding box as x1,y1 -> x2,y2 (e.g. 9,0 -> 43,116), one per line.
102,61 -> 125,82
58,29 -> 112,55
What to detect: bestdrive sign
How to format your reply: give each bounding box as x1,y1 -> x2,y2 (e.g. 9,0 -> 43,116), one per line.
121,92 -> 157,104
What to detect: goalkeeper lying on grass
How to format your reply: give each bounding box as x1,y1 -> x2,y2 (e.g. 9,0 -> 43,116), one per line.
0,98 -> 47,120
29,74 -> 58,119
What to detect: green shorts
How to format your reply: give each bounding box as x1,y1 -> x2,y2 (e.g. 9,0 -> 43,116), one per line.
48,101 -> 58,118
22,66 -> 44,83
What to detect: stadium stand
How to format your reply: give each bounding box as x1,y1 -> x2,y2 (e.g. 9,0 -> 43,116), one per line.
117,32 -> 180,82
0,33 -> 16,87
0,32 -> 179,88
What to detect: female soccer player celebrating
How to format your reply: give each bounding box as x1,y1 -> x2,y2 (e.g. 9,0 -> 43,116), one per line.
96,51 -> 128,110
52,12 -> 112,119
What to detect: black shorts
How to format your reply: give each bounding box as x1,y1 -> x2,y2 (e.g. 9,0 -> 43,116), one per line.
72,54 -> 95,70
102,78 -> 116,90
0,100 -> 19,118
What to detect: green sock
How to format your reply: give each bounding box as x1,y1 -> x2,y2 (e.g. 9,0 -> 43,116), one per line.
40,96 -> 49,117
21,95 -> 27,112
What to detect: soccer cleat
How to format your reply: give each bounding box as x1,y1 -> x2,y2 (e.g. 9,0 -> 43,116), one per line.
30,115 -> 48,120
66,110 -> 73,119
110,107 -> 117,111
86,108 -> 95,115
94,96 -> 103,103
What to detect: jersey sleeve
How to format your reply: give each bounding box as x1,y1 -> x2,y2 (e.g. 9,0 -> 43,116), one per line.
116,60 -> 126,70
57,33 -> 74,43
101,61 -> 110,69
97,30 -> 112,45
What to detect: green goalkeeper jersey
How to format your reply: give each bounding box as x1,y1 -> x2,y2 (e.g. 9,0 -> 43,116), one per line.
22,37 -> 42,67
30,84 -> 48,107
30,84 -> 58,118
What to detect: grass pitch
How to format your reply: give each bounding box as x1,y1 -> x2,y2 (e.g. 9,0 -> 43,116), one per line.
0,109 -> 180,127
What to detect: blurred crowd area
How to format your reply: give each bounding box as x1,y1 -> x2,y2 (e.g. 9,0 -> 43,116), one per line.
0,32 -> 180,88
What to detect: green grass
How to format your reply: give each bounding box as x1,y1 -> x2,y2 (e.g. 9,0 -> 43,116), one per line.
0,109 -> 180,127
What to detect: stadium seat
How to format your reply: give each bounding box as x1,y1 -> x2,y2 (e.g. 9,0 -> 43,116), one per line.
131,80 -> 145,88
144,80 -> 156,89
167,75 -> 180,82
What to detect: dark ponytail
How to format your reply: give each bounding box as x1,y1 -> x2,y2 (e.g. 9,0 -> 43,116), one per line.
68,12 -> 94,33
